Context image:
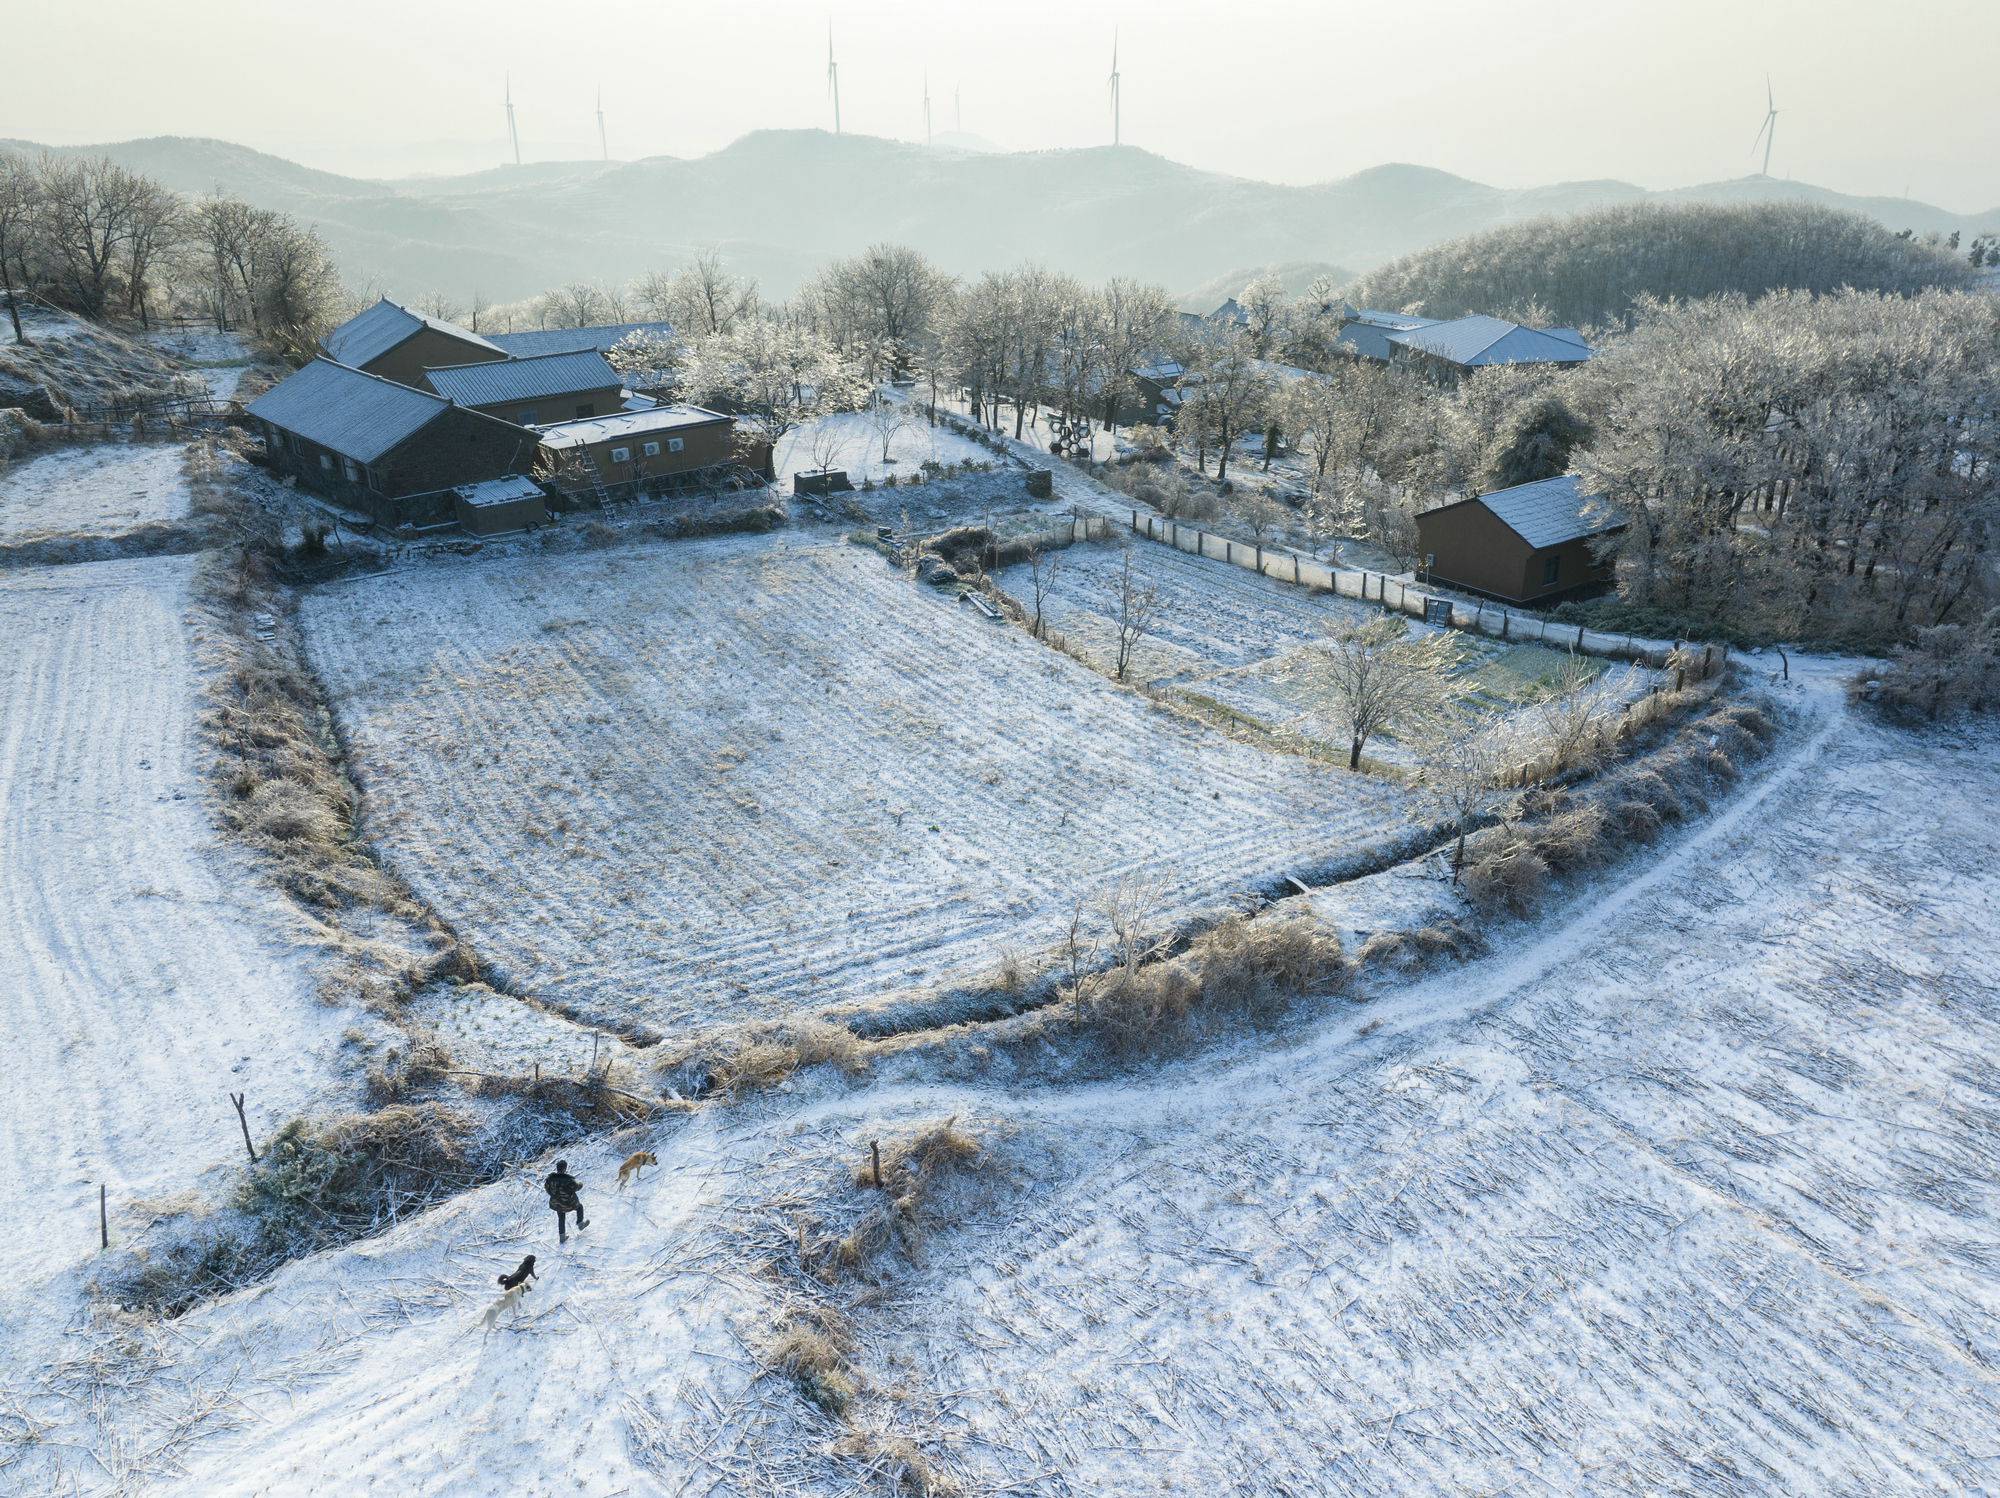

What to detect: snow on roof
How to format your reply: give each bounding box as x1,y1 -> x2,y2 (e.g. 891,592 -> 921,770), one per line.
456,475 -> 546,508
320,297 -> 504,369
486,321 -> 676,358
245,358 -> 450,464
423,349 -> 619,407
533,404 -> 729,449
1387,314 -> 1591,367
1477,475 -> 1622,550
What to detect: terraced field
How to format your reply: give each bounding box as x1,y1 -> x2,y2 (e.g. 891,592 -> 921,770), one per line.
299,531 -> 1413,1040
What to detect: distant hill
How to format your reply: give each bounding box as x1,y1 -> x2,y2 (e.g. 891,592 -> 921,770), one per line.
1179,261 -> 1357,314
4,132 -> 1995,306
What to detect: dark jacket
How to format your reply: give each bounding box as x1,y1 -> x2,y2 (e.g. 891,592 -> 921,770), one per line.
543,1170 -> 583,1212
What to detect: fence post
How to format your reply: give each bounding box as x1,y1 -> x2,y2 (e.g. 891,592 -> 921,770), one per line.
1294,555 -> 1301,585
1577,625 -> 1586,651
1255,543 -> 1263,574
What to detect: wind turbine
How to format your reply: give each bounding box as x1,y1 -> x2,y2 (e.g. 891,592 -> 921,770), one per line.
924,71 -> 932,146
596,87 -> 607,161
1752,76 -> 1779,178
505,74 -> 521,166
1108,31 -> 1121,146
954,84 -> 961,135
828,24 -> 841,134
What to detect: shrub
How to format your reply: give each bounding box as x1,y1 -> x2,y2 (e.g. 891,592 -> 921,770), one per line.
1357,922 -> 1486,970
1461,838 -> 1551,917
1194,914 -> 1347,1021
1866,610 -> 2000,720
766,1324 -> 856,1416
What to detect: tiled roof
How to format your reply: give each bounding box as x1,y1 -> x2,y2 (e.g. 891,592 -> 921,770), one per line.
245,358 -> 450,464
424,349 -> 619,407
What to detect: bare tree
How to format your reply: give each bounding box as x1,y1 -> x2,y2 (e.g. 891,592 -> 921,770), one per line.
816,243 -> 955,376
1291,618 -> 1453,769
34,154 -> 150,319
0,157 -> 38,344
1411,704 -> 1519,876
1532,654 -> 1628,774
1242,491 -> 1288,546
862,388 -> 911,462
636,250 -> 759,337
1108,548 -> 1161,682
417,289 -> 466,323
1025,540 -> 1063,639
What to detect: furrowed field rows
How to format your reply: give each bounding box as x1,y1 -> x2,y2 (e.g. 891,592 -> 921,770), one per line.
301,533 -> 1411,1038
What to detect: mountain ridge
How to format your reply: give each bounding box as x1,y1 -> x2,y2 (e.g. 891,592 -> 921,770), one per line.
4,131 -> 1993,307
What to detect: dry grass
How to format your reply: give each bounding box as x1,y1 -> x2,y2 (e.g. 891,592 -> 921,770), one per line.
1078,911 -> 1349,1055
1357,921 -> 1488,969
659,1018 -> 869,1097
831,1431 -> 956,1495
1460,698 -> 1778,917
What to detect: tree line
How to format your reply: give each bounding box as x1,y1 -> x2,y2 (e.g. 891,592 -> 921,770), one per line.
0,152 -> 345,360
1341,199 -> 1980,333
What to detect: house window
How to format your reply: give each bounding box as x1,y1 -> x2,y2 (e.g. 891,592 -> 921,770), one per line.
365,467 -> 383,492
667,437 -> 684,453
642,441 -> 660,457
342,457 -> 359,482
1542,555 -> 1561,587
319,453 -> 333,471
609,446 -> 630,464
516,409 -> 538,425
291,432 -> 306,455
574,403 -> 595,418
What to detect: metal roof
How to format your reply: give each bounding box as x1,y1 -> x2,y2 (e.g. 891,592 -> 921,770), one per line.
534,404 -> 729,450
456,475 -> 546,508
1333,322 -> 1399,362
1349,308 -> 1442,330
245,358 -> 452,464
486,321 -> 676,358
423,349 -> 619,408
1387,314 -> 1591,367
1477,475 -> 1622,550
320,297 -> 505,369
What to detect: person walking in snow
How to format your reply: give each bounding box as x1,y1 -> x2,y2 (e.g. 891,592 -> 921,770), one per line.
545,1160 -> 588,1242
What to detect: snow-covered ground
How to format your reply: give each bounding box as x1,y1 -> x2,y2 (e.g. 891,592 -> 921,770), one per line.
298,531 -> 1413,1042
0,442 -> 193,542
12,666 -> 1999,1496
773,406 -> 1004,490
0,556 -> 351,1363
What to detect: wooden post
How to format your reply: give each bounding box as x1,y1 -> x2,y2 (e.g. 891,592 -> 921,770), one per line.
1577,624 -> 1586,651
100,1184 -> 108,1250
230,1092 -> 256,1163
1294,555 -> 1301,584
871,1140 -> 883,1189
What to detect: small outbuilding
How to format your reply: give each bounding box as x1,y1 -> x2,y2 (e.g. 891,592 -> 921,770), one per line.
535,404 -> 767,490
486,321 -> 677,358
1414,475 -> 1624,605
453,475 -> 549,536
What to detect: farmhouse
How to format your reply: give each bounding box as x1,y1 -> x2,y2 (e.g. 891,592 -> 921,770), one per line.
247,358 -> 540,527
319,298 -> 508,389
1415,474 -> 1624,604
421,349 -> 624,426
534,404 -> 768,490
1334,308 -> 1589,374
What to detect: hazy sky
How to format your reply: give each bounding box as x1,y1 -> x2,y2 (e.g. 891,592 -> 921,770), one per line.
7,0 -> 1998,211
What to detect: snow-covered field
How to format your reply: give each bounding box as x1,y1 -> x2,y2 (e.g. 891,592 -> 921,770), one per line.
298,531 -> 1412,1042
0,442 -> 193,542
0,556 -> 349,1343
13,669 -> 1998,1496
773,404 -> 1001,490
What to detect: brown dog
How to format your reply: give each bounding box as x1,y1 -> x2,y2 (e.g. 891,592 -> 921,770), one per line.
616,1151 -> 657,1189
498,1254 -> 537,1292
